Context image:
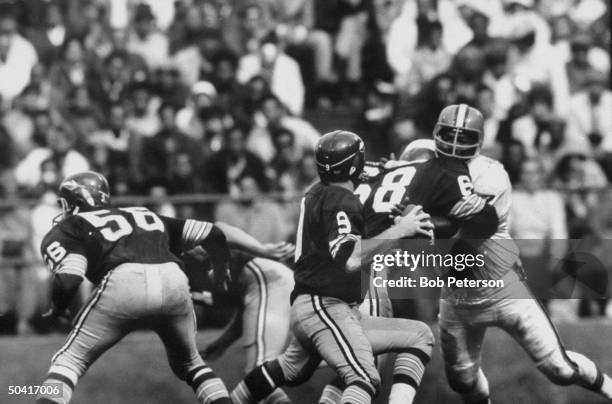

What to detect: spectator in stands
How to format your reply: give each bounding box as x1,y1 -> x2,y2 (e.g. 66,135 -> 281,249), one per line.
565,71 -> 612,178
124,80 -> 161,138
0,3 -> 39,108
215,175 -> 290,244
176,81 -> 217,142
201,123 -> 269,196
26,1 -> 67,67
2,85 -> 49,159
506,11 -> 570,115
140,102 -> 199,191
501,138 -> 526,184
565,34 -> 605,94
167,1 -> 204,54
511,86 -> 565,166
237,32 -> 305,116
153,64 -> 189,109
88,50 -> 137,114
126,3 -> 170,70
270,127 -> 300,192
462,7 -> 492,52
61,85 -> 103,149
14,122 -> 89,192
405,18 -> 451,96
248,94 -> 319,163
48,37 -> 93,105
173,29 -> 224,86
476,84 -> 501,157
511,159 -> 568,312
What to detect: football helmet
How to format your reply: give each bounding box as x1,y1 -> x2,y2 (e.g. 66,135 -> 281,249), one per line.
315,130 -> 365,183
56,171 -> 111,221
433,104 -> 484,159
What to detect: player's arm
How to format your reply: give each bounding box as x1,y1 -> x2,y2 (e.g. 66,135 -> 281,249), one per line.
162,217 -> 231,290
441,174 -> 499,239
214,221 -> 294,261
41,230 -> 88,318
327,201 -> 433,273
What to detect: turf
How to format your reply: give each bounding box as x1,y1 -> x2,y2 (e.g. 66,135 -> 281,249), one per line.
1,321 -> 611,403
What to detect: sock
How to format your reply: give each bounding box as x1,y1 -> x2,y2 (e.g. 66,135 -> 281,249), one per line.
231,361 -> 284,404
319,384 -> 343,404
392,348 -> 431,389
389,383 -> 416,404
36,365 -> 78,404
462,369 -> 490,404
264,388 -> 291,404
186,365 -> 231,404
341,383 -> 372,404
566,351 -> 612,399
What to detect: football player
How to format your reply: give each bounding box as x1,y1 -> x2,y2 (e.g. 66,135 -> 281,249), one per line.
36,171 -> 233,404
420,105 -> 612,403
230,130 -> 435,404
318,138 -> 457,404
411,104 -> 611,403
187,232 -> 295,404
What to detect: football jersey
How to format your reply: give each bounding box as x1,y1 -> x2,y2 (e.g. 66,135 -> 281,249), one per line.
465,155 -> 524,298
356,162 -> 422,238
40,206 -> 210,284
183,248 -> 254,304
293,182 -> 364,303
407,157 -> 483,219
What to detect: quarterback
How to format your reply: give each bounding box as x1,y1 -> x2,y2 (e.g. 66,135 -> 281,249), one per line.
231,130 -> 435,404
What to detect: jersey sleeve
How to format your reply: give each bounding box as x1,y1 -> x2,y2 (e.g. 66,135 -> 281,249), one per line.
40,220 -> 88,277
436,171 -> 488,220
160,216 -> 214,254
323,192 -> 363,259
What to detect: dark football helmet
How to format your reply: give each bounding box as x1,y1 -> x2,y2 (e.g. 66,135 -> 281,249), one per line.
56,171 -> 111,221
433,104 -> 484,159
315,130 -> 365,183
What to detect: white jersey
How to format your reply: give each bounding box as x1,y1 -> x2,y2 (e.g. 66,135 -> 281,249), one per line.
446,156 -> 526,303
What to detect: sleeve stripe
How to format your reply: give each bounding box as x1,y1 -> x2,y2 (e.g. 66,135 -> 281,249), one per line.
449,194 -> 486,219
182,219 -> 196,242
54,254 -> 87,278
330,234 -> 360,258
181,220 -> 214,249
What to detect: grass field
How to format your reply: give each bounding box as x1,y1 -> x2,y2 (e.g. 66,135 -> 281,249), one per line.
1,321 -> 611,404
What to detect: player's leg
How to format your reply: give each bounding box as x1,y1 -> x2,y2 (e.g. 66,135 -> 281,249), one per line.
439,299 -> 490,404
360,313 -> 435,404
231,335 -> 321,404
497,297 -> 612,399
36,271 -> 131,403
153,263 -> 231,404
241,258 -> 293,404
319,277 -> 396,404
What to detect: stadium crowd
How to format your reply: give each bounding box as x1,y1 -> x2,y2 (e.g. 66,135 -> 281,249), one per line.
0,0 -> 610,334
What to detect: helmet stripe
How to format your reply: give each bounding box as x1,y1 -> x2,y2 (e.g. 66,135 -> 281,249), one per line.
456,104 -> 468,128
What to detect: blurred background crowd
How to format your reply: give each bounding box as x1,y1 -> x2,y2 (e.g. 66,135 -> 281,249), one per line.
0,0 -> 610,334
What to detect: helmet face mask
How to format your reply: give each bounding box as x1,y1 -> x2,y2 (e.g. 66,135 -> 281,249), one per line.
433,104 -> 484,160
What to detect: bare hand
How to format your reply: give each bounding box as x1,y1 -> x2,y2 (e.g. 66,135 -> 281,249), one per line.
393,205 -> 434,238
262,242 -> 295,261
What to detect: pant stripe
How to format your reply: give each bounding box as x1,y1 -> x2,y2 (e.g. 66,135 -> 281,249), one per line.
311,295 -> 371,382
247,261 -> 268,365
526,282 -> 579,372
51,270 -> 113,363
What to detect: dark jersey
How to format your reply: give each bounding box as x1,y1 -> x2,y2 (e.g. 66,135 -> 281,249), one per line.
407,157 -> 483,219
40,206 -> 212,284
356,162 -> 422,238
292,182 -> 364,303
182,248 -> 254,304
